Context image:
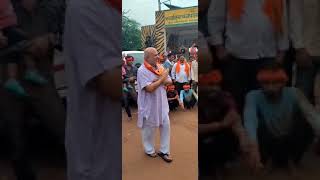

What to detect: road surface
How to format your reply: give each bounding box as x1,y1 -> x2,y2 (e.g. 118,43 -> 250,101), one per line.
122,108 -> 198,180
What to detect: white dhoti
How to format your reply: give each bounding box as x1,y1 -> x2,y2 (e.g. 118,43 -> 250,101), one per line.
141,115 -> 170,155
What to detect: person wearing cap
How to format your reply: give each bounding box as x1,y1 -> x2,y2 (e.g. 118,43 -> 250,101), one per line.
171,56 -> 191,93
179,84 -> 197,110
166,84 -> 180,111
243,63 -> 320,175
137,47 -> 173,163
199,70 -> 249,180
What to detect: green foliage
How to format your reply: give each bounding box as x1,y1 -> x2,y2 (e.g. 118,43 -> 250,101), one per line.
122,13 -> 142,51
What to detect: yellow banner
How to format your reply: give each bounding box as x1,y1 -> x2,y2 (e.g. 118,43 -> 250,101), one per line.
164,7 -> 198,26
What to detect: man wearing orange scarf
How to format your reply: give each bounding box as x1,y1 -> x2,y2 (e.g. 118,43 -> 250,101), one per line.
244,63 -> 320,175
207,0 -> 299,109
137,47 -> 173,163
199,70 -> 250,179
171,56 -> 191,93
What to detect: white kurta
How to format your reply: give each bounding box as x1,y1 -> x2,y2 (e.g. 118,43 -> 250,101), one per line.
137,64 -> 171,128
64,0 -> 121,179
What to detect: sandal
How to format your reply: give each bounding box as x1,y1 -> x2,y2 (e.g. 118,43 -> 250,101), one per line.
145,152 -> 157,158
157,152 -> 173,163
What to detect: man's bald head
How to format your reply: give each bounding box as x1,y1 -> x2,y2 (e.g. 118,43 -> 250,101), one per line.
144,47 -> 158,65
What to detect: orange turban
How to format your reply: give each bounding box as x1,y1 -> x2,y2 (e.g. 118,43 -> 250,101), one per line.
183,84 -> 191,90
257,68 -> 288,83
199,70 -> 223,86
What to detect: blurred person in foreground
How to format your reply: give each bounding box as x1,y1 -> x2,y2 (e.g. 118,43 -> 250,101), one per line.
244,63 -> 320,177
137,47 -> 173,163
63,0 -> 122,179
199,70 -> 250,180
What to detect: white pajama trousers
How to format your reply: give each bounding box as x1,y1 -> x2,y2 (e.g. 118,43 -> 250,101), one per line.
141,116 -> 170,155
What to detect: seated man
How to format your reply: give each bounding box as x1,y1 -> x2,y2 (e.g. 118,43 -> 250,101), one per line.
244,63 -> 320,175
199,70 -> 249,180
166,84 -> 179,111
179,84 -> 197,110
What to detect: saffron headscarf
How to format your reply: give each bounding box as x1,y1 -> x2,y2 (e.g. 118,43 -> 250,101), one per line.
257,68 -> 288,83
199,70 -> 223,86
183,84 -> 191,90
125,56 -> 134,62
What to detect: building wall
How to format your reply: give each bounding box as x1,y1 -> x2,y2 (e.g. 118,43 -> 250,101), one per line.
141,7 -> 198,54
155,11 -> 166,54
141,25 -> 156,50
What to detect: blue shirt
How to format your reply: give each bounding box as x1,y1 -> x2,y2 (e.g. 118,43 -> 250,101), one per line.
180,89 -> 194,102
244,87 -> 320,142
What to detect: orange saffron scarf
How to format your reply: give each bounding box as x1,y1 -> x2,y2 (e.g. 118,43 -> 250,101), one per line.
228,0 -> 283,33
176,60 -> 190,77
144,60 -> 165,76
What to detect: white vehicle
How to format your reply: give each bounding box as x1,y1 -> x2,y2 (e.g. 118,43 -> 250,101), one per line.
122,51 -> 144,68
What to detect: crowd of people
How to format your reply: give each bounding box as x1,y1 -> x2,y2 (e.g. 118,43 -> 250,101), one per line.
199,0 -> 320,179
122,43 -> 199,120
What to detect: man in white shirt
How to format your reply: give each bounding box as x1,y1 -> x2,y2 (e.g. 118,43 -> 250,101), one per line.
171,56 -> 191,93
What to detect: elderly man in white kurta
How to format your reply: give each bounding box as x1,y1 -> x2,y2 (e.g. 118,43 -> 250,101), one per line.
137,47 -> 173,163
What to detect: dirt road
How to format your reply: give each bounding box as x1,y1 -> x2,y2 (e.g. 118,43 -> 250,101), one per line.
122,108 -> 198,180
223,149 -> 320,180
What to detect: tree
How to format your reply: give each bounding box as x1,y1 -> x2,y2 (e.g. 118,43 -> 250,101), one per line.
122,12 -> 142,51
